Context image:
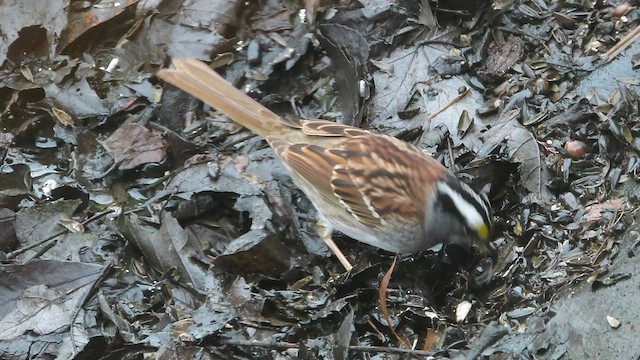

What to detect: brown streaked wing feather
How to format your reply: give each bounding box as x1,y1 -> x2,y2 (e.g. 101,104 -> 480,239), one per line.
269,137 -> 342,207
330,165 -> 384,227
268,131 -> 384,227
301,120 -> 371,137
339,135 -> 448,225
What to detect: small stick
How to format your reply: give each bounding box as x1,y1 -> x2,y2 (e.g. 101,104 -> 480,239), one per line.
602,24 -> 640,61
216,339 -> 435,356
7,208 -> 115,260
427,89 -> 471,121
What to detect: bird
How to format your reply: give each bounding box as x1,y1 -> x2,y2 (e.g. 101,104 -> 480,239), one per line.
158,59 -> 493,271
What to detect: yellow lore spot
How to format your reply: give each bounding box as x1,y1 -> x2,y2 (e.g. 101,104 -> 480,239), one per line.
476,224 -> 490,240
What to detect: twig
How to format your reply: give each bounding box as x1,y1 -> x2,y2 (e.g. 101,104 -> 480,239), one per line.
216,339 -> 435,356
427,89 -> 471,121
7,208 -> 115,260
602,24 -> 640,62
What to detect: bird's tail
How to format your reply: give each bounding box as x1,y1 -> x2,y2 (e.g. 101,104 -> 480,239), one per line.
158,58 -> 284,137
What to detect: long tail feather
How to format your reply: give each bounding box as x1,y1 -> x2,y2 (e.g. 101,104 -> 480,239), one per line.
157,59 -> 283,137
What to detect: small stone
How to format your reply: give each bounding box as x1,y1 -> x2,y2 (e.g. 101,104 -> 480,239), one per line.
607,315 -> 621,328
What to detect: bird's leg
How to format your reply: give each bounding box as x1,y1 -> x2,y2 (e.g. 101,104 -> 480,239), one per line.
316,219 -> 353,271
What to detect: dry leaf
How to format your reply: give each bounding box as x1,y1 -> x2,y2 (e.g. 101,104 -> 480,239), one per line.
52,107 -> 74,126
378,256 -> 410,348
58,219 -> 85,233
584,198 -> 626,222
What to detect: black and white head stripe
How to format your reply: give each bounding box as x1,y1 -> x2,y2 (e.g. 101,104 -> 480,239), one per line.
436,177 -> 492,234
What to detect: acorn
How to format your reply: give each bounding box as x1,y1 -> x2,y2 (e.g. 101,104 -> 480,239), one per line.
612,3 -> 631,19
564,140 -> 589,159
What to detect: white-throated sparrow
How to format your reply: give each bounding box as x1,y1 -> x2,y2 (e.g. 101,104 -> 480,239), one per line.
158,59 -> 493,270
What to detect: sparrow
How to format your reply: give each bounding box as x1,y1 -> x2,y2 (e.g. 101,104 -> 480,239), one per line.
158,59 -> 493,270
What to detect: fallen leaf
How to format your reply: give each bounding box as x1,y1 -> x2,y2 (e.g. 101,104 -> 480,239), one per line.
584,198 -> 626,222
99,123 -> 168,170
476,109 -> 553,203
